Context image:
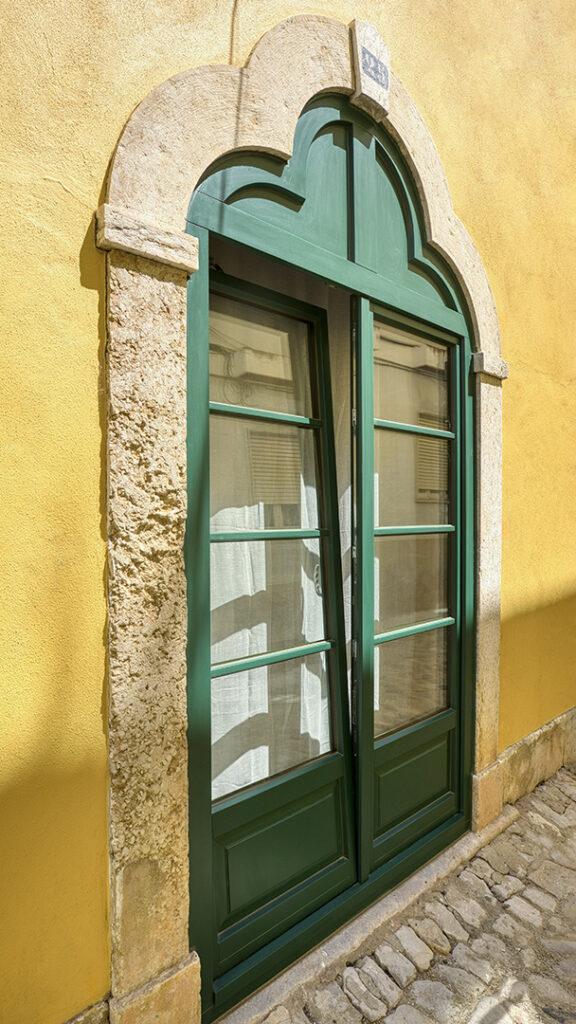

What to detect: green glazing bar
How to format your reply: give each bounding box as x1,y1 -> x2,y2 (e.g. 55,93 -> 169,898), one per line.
210,640 -> 333,678
374,616 -> 455,646
209,401 -> 321,428
210,529 -> 326,542
374,418 -> 455,440
374,525 -> 455,537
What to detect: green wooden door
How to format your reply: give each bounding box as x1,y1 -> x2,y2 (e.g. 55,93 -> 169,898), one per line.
186,96 -> 475,1021
205,278 -> 356,984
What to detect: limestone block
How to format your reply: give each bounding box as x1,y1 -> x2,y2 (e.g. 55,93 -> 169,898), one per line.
107,251 -> 189,996
109,954 -> 200,1024
351,20 -> 390,120
563,711 -> 576,765
502,719 -> 565,805
96,204 -> 198,273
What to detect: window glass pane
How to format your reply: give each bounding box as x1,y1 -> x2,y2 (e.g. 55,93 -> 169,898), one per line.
373,323 -> 450,428
374,430 -> 450,526
212,652 -> 331,799
211,539 -> 325,664
210,418 -> 319,531
374,534 -> 449,635
210,293 -> 313,417
374,629 -> 449,738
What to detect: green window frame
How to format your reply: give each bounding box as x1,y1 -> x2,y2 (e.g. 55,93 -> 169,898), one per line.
185,94 -> 475,1021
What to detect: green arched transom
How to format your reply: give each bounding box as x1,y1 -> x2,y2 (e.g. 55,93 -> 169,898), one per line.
187,96 -> 466,336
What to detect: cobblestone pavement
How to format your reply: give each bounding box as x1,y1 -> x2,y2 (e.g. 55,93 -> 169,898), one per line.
263,769 -> 576,1024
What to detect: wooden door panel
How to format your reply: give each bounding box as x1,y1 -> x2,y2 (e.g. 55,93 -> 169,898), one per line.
374,732 -> 452,836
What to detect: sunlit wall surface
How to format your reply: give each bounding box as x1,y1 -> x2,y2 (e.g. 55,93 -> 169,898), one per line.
1,1 -> 574,1020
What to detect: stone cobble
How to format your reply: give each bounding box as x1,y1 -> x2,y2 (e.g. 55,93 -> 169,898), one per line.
263,768 -> 576,1024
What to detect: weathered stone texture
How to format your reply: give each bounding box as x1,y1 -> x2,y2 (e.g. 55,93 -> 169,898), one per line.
107,250 -> 189,997
97,204 -> 198,273
109,953 -> 200,1024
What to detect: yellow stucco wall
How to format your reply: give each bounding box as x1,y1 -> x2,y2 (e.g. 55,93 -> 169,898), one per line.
1,1 -> 574,1020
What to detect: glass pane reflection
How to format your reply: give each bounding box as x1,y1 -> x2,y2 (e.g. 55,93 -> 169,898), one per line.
374,430 -> 450,526
374,534 -> 449,635
373,629 -> 449,737
210,293 -> 312,417
373,323 -> 450,428
210,539 -> 325,664
211,652 -> 331,799
210,417 -> 319,531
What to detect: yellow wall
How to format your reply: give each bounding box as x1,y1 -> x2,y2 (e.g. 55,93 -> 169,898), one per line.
1,1 -> 574,1020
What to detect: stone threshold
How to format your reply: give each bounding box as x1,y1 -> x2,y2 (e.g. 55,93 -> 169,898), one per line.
216,805 -> 518,1024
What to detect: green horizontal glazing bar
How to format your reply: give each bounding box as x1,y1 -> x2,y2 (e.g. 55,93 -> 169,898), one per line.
209,401 -> 321,428
374,525 -> 455,536
210,529 -> 326,542
373,418 -> 455,440
210,640 -> 333,678
374,616 -> 455,646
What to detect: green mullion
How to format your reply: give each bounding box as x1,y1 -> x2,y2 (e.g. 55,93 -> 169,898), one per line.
374,616 -> 455,646
210,640 -> 332,678
210,529 -> 326,542
450,338 -> 463,810
460,334 -> 476,826
209,401 -> 321,429
185,227 -> 215,1015
355,295 -> 375,882
374,525 -> 455,537
373,418 -> 455,440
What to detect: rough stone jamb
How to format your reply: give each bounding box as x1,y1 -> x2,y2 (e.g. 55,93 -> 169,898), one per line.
99,239 -> 201,1021
97,13 -> 507,1020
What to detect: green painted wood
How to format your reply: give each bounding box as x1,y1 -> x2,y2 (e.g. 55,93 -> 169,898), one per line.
374,617 -> 455,646
203,275 -> 356,994
210,640 -> 333,677
210,529 -> 326,542
185,227 -> 216,1010
374,418 -> 455,439
374,708 -> 457,762
223,786 -> 344,918
375,735 -> 451,833
192,194 -> 466,335
213,752 -> 346,833
210,811 -> 465,1019
209,401 -> 321,428
374,524 -> 455,536
185,95 -> 477,1023
371,792 -> 458,867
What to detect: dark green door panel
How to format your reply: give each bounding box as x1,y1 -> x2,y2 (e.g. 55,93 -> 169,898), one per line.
219,783 -> 347,922
375,733 -> 452,835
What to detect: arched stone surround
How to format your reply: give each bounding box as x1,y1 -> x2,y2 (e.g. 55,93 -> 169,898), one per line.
95,16 -> 507,1023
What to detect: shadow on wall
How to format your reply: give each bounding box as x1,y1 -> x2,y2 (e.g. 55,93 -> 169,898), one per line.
499,590 -> 576,752
0,197 -> 110,1024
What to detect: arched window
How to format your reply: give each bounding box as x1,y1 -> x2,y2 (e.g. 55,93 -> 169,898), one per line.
97,18 -> 506,1024
186,95 -> 475,1018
